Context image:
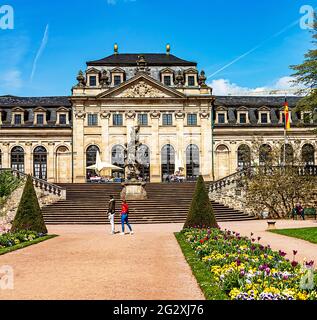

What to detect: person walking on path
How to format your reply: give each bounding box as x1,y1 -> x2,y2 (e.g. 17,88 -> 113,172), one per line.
108,195 -> 116,234
120,200 -> 133,235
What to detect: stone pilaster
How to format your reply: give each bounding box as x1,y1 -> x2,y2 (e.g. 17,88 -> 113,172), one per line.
150,111 -> 161,182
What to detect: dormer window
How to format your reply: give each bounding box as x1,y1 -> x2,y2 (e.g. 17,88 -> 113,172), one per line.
237,109 -> 249,124
14,114 -> 22,125
188,76 -> 195,86
12,108 -> 24,125
89,76 -> 97,87
215,108 -> 228,124
163,75 -> 172,86
36,114 -> 44,125
56,107 -> 70,125
258,108 -> 271,124
279,110 -> 292,125
110,68 -> 125,87
114,75 -> 122,86
184,68 -> 198,87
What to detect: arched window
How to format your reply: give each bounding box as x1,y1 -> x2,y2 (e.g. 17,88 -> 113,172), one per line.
11,146 -> 25,172
86,145 -> 100,180
280,144 -> 294,165
136,145 -> 150,181
259,144 -> 272,165
302,144 -> 315,165
111,145 -> 125,178
186,144 -> 200,181
237,144 -> 251,168
161,144 -> 175,181
33,146 -> 47,180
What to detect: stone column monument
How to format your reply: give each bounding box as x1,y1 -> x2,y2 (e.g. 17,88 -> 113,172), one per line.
120,125 -> 148,200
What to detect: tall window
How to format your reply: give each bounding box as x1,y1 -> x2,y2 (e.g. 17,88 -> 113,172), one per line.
187,114 -> 197,126
33,146 -> 47,180
36,114 -> 44,125
111,145 -> 125,178
237,144 -> 251,168
0,149 -> 2,169
14,114 -> 22,125
162,114 -> 173,126
302,144 -> 315,165
163,75 -> 172,86
114,75 -> 121,86
138,114 -> 148,126
188,76 -> 195,86
113,114 -> 123,126
136,145 -> 150,181
186,144 -> 200,181
89,76 -> 97,87
11,146 -> 24,172
86,145 -> 100,180
88,114 -> 98,126
161,144 -> 175,181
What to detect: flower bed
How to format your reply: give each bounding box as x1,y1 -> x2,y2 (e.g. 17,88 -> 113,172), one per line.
181,228 -> 317,300
0,230 -> 47,249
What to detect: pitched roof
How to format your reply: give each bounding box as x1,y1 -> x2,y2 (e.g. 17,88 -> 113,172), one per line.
0,95 -> 71,107
87,54 -> 197,67
214,96 -> 301,107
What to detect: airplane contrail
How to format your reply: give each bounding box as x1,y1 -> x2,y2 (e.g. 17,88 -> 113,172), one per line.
30,24 -> 49,81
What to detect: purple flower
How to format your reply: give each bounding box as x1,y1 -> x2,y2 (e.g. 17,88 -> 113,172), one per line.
291,261 -> 298,267
251,238 -> 255,242
293,250 -> 298,256
305,260 -> 314,267
257,237 -> 261,241
279,250 -> 287,257
265,267 -> 271,274
236,259 -> 241,266
283,275 -> 289,280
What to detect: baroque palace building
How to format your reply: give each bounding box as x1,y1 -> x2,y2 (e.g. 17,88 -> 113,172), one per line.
0,45 -> 316,183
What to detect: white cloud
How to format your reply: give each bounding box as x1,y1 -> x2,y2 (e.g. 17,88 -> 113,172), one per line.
30,24 -> 49,81
209,76 -> 304,96
0,69 -> 22,91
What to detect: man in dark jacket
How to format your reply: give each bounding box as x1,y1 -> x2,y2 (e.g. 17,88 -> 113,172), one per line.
108,195 -> 116,234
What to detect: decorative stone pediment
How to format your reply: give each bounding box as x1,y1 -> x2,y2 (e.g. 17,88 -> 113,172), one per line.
118,81 -> 169,98
75,110 -> 86,119
150,110 -> 161,119
199,110 -> 210,119
100,111 -> 111,119
175,110 -> 185,119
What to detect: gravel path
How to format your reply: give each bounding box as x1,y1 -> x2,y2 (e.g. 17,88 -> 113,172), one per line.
0,224 -> 204,300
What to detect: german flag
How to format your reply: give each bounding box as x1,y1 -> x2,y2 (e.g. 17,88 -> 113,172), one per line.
284,98 -> 290,131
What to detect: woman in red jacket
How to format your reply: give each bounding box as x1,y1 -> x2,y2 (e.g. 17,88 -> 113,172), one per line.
120,200 -> 133,235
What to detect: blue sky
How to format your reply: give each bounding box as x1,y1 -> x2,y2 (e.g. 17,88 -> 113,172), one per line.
0,0 -> 316,96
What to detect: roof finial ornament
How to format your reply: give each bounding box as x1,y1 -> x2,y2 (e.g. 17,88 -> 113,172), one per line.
166,43 -> 171,55
114,43 -> 119,55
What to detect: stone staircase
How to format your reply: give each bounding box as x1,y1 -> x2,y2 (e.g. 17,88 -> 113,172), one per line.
42,183 -> 256,225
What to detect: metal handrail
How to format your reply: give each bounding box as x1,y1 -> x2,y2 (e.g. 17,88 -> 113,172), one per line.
0,168 -> 66,198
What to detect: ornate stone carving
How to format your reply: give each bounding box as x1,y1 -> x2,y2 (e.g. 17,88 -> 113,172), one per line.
125,110 -> 136,119
100,111 -> 111,119
75,110 -> 86,119
100,70 -> 110,88
120,81 -> 167,98
76,70 -> 86,87
175,110 -> 185,119
2,142 -> 10,146
199,70 -> 207,87
174,70 -> 185,86
199,111 -> 210,119
135,55 -> 151,75
150,110 -> 161,119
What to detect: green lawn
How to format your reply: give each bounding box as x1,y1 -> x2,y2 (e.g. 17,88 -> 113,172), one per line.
0,235 -> 57,256
175,232 -> 228,300
269,227 -> 317,244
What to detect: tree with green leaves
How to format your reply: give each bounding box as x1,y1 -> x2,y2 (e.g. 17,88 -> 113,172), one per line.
291,16 -> 317,111
11,175 -> 48,234
184,175 -> 218,229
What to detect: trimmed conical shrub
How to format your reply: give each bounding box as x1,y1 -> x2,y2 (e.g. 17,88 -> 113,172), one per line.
11,175 -> 48,234
183,175 -> 218,229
